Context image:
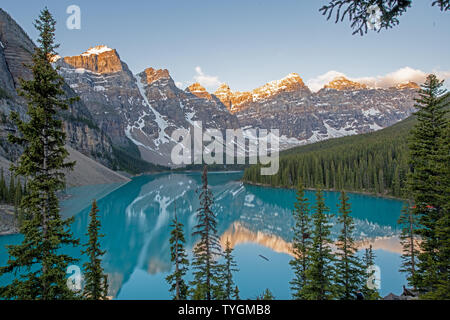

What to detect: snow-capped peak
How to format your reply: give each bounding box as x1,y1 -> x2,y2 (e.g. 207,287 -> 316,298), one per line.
81,45 -> 113,56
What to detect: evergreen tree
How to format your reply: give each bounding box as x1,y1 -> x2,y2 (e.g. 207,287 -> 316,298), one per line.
82,200 -> 108,300
301,189 -> 336,300
289,183 -> 311,299
361,245 -> 380,300
407,74 -> 449,296
14,179 -> 23,207
8,173 -> 15,204
256,288 -> 274,300
0,8 -> 79,300
166,205 -> 189,300
422,117 -> 450,299
335,191 -> 365,299
398,203 -> 419,289
190,165 -> 222,300
220,239 -> 239,299
232,286 -> 240,300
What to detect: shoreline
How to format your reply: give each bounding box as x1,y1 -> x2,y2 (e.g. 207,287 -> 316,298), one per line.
242,180 -> 406,201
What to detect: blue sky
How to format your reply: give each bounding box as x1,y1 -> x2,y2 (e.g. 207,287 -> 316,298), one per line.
2,0 -> 449,91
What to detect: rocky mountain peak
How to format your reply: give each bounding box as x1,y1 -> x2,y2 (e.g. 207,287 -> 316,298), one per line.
63,45 -> 123,74
324,76 -> 368,90
393,81 -> 420,90
253,73 -> 307,97
186,82 -> 212,100
142,67 -> 171,85
215,83 -> 232,94
214,73 -> 309,113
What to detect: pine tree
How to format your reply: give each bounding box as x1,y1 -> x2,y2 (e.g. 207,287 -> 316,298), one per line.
166,205 -> 189,300
14,179 -> 23,207
220,239 -> 239,299
289,183 -> 311,299
422,116 -> 450,299
190,165 -> 223,300
301,189 -> 336,300
256,288 -> 274,300
8,173 -> 15,204
82,200 -> 108,300
0,8 -> 79,300
398,203 -> 419,289
361,245 -> 380,300
407,74 -> 449,296
232,286 -> 240,300
334,191 -> 365,299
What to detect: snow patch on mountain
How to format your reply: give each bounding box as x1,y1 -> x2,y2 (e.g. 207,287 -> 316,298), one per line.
362,107 -> 381,117
81,45 -> 113,56
132,74 -> 171,147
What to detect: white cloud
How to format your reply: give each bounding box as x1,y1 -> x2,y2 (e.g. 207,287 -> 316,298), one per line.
306,67 -> 450,92
175,81 -> 185,89
193,66 -> 221,90
306,70 -> 347,92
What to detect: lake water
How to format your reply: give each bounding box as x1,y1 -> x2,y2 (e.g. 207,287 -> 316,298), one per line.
0,171 -> 407,299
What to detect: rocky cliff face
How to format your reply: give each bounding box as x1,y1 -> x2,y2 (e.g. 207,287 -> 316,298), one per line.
63,46 -> 124,74
0,9 -> 115,168
55,47 -> 147,153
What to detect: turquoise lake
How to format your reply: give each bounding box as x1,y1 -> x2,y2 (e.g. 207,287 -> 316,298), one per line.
0,171 -> 407,299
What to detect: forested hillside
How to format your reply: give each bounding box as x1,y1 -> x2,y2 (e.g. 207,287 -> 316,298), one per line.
243,116 -> 416,198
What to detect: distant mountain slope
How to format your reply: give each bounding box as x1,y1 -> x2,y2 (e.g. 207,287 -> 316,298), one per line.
0,146 -> 130,187
243,115 -> 417,197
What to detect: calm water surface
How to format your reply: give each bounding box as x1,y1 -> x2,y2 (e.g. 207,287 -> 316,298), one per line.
0,171 -> 406,299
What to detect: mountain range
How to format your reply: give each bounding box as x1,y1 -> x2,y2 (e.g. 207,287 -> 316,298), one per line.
0,8 -> 419,179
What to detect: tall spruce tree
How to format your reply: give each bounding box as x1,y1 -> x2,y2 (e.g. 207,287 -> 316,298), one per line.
190,165 -> 222,300
0,8 -> 79,300
398,203 -> 419,289
289,183 -> 311,299
301,189 -> 336,300
423,113 -> 450,299
166,204 -> 189,300
361,245 -> 380,300
407,74 -> 449,297
82,200 -> 108,300
334,191 -> 365,300
220,239 -> 239,299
